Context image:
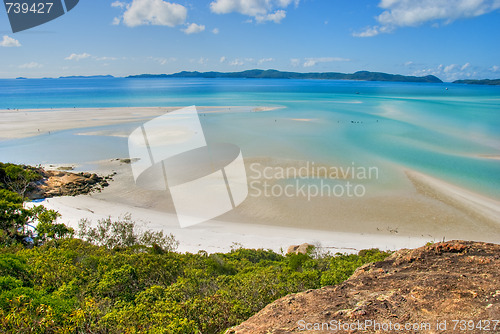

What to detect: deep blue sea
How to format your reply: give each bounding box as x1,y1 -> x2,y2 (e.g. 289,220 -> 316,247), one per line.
1,77 -> 499,199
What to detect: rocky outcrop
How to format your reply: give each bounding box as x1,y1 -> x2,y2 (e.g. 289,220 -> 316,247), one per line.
287,243 -> 314,255
27,170 -> 113,199
228,240 -> 500,334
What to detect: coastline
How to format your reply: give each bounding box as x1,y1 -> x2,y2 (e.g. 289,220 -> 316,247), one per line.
27,157 -> 500,254
5,106 -> 499,253
33,193 -> 432,254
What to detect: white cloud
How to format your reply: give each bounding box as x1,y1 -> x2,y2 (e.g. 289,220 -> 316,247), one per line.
111,1 -> 126,8
461,62 -> 470,71
354,0 -> 500,37
149,56 -> 176,65
404,61 -> 414,66
65,53 -> 116,62
491,65 -> 499,72
258,57 -> 274,65
303,57 -> 350,67
303,60 -> 316,67
0,35 -> 21,47
210,0 -> 298,23
19,62 -> 42,69
112,17 -> 121,25
65,53 -> 92,61
212,28 -> 220,34
230,59 -> 244,66
353,27 -> 380,37
220,56 -> 227,63
444,64 -> 457,73
95,56 -> 118,61
290,58 -> 300,67
352,25 -> 391,37
198,57 -> 208,64
115,0 -> 187,27
256,10 -> 286,23
183,23 -> 205,34
411,62 -> 479,81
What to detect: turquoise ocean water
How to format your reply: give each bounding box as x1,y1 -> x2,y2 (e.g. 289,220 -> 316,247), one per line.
0,77 -> 499,199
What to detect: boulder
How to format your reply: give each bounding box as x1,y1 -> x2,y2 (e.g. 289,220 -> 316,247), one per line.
228,240 -> 500,334
286,243 -> 314,255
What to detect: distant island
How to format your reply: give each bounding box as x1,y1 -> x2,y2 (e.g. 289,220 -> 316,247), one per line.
453,79 -> 500,85
127,69 -> 443,83
9,72 -> 500,84
58,75 -> 115,79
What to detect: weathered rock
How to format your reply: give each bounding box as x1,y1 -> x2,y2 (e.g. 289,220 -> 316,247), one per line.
228,240 -> 500,334
287,243 -> 314,255
25,169 -> 113,199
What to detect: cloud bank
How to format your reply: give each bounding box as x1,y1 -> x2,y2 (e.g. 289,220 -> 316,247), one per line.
354,0 -> 500,37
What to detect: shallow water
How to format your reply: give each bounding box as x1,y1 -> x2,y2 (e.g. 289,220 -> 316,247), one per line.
0,78 -> 499,199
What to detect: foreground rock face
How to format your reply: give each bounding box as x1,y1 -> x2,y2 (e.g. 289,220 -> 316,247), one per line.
228,241 -> 500,334
27,170 -> 112,199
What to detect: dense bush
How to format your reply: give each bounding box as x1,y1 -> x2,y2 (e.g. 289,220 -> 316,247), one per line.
0,237 -> 390,333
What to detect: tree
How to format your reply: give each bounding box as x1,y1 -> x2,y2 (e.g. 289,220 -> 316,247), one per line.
0,164 -> 41,199
0,189 -> 28,245
78,214 -> 179,251
0,189 -> 68,246
30,206 -> 73,246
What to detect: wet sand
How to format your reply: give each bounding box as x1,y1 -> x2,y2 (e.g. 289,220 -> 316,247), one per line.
0,106 -> 281,139
32,157 -> 500,253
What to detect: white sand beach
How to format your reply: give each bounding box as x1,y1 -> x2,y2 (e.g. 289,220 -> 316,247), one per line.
34,193 -> 432,254
30,156 -> 500,254
0,106 -> 281,139
6,107 -> 500,253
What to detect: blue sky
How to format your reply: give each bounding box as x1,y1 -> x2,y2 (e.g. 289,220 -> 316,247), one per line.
1,0 -> 499,81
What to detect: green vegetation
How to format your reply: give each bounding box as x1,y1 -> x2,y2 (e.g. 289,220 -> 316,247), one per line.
0,163 -> 391,333
0,162 -> 43,198
0,237 -> 390,333
78,214 -> 179,251
1,163 -> 72,247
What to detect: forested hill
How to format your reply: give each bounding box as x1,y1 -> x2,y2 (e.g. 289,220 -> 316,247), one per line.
453,79 -> 500,85
127,69 -> 443,83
